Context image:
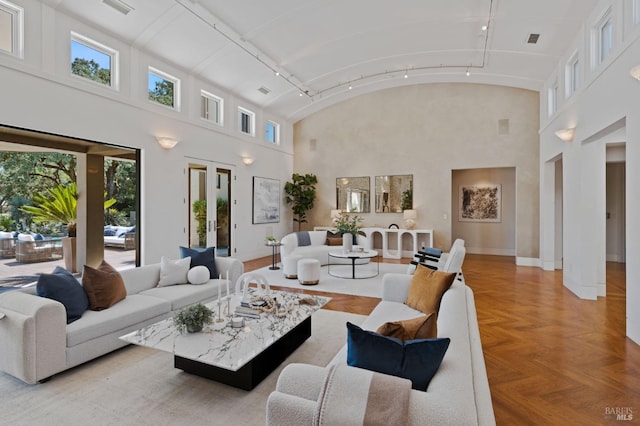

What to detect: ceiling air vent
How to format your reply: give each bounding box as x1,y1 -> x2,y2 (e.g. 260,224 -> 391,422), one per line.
258,86 -> 271,95
102,0 -> 134,15
527,33 -> 540,44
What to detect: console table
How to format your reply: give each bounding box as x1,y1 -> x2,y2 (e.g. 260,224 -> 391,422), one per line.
362,227 -> 433,259
313,226 -> 433,259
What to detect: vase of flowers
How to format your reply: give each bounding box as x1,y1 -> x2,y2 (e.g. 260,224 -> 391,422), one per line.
334,211 -> 363,245
173,303 -> 214,333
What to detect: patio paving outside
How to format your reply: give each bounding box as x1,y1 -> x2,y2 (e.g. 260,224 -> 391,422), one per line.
0,247 -> 136,288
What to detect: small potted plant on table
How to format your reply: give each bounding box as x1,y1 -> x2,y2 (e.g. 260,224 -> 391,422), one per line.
173,303 -> 214,333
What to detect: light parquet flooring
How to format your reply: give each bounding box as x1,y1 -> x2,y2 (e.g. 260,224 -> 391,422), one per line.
244,254 -> 640,425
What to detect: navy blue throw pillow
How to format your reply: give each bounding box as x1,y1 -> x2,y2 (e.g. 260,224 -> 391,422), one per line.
34,233 -> 44,241
104,229 -> 117,236
37,266 -> 89,324
179,246 -> 218,279
346,322 -> 450,391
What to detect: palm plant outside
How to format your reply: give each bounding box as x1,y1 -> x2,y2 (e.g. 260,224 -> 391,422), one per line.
20,183 -> 115,236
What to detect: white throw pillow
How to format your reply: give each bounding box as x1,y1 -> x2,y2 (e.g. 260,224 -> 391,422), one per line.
187,265 -> 210,285
158,256 -> 191,287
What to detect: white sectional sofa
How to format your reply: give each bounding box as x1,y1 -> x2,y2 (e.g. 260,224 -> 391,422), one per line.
280,231 -> 370,266
266,272 -> 495,425
0,256 -> 243,384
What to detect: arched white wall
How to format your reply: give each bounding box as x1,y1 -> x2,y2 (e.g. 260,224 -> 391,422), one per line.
294,83 -> 541,261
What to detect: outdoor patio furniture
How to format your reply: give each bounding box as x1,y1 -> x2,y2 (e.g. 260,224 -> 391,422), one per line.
15,234 -> 63,263
0,232 -> 16,258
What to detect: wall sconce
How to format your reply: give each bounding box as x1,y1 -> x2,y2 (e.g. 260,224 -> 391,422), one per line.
156,137 -> 179,150
403,209 -> 417,229
630,65 -> 640,81
554,128 -> 575,142
241,156 -> 255,166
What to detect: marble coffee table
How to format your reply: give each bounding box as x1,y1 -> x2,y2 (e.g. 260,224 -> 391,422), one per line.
120,289 -> 330,390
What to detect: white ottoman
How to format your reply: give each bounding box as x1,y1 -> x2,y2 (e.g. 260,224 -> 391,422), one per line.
283,255 -> 302,279
298,258 -> 320,286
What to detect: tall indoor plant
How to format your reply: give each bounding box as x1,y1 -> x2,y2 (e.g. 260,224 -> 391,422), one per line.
284,173 -> 318,231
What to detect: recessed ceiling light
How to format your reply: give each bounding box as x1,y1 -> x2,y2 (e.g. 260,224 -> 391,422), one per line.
481,25 -> 488,31
348,84 -> 352,90
258,86 -> 271,95
102,0 -> 134,15
274,71 -> 280,76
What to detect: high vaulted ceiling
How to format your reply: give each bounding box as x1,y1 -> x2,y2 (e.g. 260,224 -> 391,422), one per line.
46,0 -> 599,121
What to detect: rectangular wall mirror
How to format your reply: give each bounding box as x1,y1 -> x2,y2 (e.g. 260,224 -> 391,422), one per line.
336,176 -> 370,213
375,175 -> 413,213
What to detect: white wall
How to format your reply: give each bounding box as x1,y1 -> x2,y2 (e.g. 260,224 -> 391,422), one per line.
539,0 -> 640,343
0,1 -> 295,264
294,83 -> 540,260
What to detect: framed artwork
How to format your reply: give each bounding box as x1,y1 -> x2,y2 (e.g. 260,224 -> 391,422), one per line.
253,177 -> 280,224
459,184 -> 501,222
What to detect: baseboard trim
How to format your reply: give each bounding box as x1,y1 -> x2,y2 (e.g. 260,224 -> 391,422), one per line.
465,247 -> 516,256
517,257 -> 541,267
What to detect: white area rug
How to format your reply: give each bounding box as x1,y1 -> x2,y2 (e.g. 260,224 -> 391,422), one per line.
0,309 -> 365,426
252,262 -> 409,298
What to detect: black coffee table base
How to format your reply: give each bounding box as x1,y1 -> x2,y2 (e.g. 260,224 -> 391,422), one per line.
174,316 -> 311,390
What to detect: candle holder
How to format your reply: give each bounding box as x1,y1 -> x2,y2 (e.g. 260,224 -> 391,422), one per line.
213,298 -> 226,329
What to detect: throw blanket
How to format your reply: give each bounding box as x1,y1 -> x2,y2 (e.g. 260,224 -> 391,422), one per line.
296,231 -> 311,247
313,365 -> 411,426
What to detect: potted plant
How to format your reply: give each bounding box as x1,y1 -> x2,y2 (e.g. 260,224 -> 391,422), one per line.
284,173 -> 318,231
192,199 -> 207,247
265,236 -> 278,245
173,303 -> 214,333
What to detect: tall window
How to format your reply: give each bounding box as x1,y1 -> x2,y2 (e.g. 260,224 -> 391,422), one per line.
548,83 -> 558,117
201,90 -> 223,125
600,18 -> 613,62
0,0 -> 23,58
238,107 -> 255,136
70,32 -> 118,88
265,120 -> 280,144
148,67 -> 180,110
565,52 -> 579,98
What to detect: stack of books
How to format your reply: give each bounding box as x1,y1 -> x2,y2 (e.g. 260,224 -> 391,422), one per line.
234,305 -> 261,319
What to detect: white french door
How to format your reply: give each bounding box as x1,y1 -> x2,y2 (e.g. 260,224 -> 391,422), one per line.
186,159 -> 234,257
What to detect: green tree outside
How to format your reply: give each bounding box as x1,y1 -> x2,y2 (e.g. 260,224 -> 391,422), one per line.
71,58 -> 111,86
149,79 -> 174,107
